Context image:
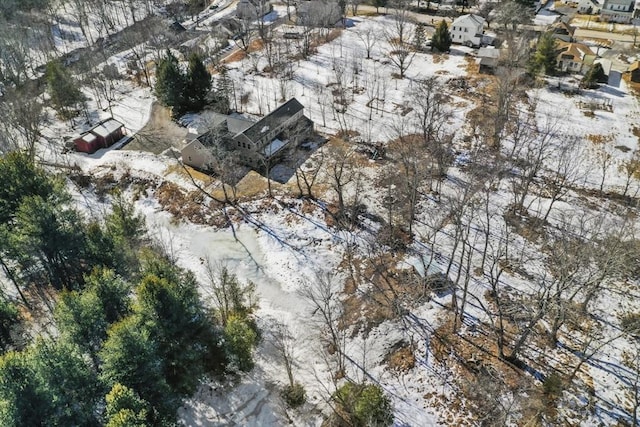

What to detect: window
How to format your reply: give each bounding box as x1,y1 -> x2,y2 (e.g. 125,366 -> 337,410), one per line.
237,141 -> 241,147
464,28 -> 468,32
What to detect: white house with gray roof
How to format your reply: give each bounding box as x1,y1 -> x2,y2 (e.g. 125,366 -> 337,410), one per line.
600,0 -> 635,22
450,14 -> 486,47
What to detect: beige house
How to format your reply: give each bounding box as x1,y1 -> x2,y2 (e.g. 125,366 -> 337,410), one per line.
556,42 -> 596,73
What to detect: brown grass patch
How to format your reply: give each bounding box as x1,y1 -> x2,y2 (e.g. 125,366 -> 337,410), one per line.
432,54 -> 446,64
156,181 -> 209,224
222,49 -> 246,64
385,343 -> 416,372
165,164 -> 213,186
339,252 -> 428,334
586,133 -> 614,145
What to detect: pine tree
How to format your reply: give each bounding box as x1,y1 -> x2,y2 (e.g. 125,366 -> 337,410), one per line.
431,21 -> 452,53
105,383 -> 149,427
413,23 -> 427,52
45,61 -> 85,120
154,50 -> 185,116
214,65 -> 232,114
529,32 -> 557,76
184,53 -> 212,112
582,62 -> 606,88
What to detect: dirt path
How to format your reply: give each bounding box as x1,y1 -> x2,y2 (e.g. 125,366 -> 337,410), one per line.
124,102 -> 188,154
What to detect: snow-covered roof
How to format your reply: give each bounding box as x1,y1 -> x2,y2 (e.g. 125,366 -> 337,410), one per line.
81,133 -> 97,143
452,14 -> 486,28
91,118 -> 124,138
478,47 -> 500,59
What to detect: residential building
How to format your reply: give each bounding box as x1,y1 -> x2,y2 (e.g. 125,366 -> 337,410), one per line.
236,0 -> 273,20
182,98 -> 314,171
297,0 -> 342,27
577,0 -> 601,14
477,47 -> 500,73
450,14 -> 486,47
556,42 -> 596,73
600,0 -> 634,22
73,118 -> 125,154
629,61 -> 640,82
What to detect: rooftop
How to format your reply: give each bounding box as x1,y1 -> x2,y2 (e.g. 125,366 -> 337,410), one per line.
242,98 -> 304,143
91,118 -> 124,138
452,14 -> 486,27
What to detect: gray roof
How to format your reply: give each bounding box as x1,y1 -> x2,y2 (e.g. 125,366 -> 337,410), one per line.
478,47 -> 500,59
603,0 -> 633,6
242,98 -> 304,143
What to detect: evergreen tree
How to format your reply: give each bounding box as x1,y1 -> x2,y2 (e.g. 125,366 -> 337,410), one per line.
105,383 -> 149,427
28,340 -> 101,426
224,315 -> 258,372
582,62 -> 607,88
413,23 -> 427,52
85,268 -> 132,324
529,32 -> 557,76
154,50 -> 185,116
136,270 -> 223,393
431,21 -> 452,53
99,316 -> 176,421
0,299 -> 18,353
373,0 -> 387,13
45,61 -> 85,120
0,350 -> 49,426
333,382 -> 393,427
9,193 -> 88,290
214,65 -> 232,114
184,53 -> 212,112
54,289 -> 107,366
0,151 -> 54,224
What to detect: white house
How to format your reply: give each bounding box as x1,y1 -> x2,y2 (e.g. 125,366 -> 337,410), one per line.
577,0 -> 600,13
600,0 -> 634,22
450,14 -> 486,47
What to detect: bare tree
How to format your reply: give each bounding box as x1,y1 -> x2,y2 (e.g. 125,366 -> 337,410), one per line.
271,320 -> 298,388
300,272 -> 347,377
355,25 -> 378,60
540,136 -> 584,222
0,86 -> 46,159
295,151 -> 325,199
619,150 -> 640,197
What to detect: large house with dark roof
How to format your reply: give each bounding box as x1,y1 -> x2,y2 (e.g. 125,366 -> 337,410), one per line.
182,98 -> 313,171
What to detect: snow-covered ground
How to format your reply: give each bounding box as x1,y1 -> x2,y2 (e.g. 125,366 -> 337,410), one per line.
16,9 -> 640,426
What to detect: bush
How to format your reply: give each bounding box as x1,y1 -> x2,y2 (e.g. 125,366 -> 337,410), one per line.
223,316 -> 258,372
333,382 -> 393,427
281,382 -> 306,408
542,372 -> 563,400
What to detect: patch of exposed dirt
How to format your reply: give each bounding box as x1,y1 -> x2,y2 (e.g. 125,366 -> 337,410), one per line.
125,102 -> 188,154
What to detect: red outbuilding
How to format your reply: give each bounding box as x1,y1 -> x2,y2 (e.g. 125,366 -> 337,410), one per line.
73,118 -> 125,154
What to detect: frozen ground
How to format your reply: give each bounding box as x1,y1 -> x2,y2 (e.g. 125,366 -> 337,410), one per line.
17,10 -> 640,426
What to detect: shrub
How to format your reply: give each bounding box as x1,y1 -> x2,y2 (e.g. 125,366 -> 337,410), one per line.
281,382 -> 306,408
333,382 -> 393,426
542,372 -> 563,400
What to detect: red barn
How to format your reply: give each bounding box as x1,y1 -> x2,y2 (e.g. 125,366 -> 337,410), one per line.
74,118 -> 125,154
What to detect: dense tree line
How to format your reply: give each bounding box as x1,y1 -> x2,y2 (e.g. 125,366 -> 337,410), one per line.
154,50 -> 225,117
0,153 -> 260,426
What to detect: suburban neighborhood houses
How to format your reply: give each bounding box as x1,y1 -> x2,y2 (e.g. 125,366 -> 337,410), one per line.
1,0 -> 640,426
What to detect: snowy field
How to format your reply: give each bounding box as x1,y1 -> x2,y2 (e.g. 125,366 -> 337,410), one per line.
19,9 -> 640,426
